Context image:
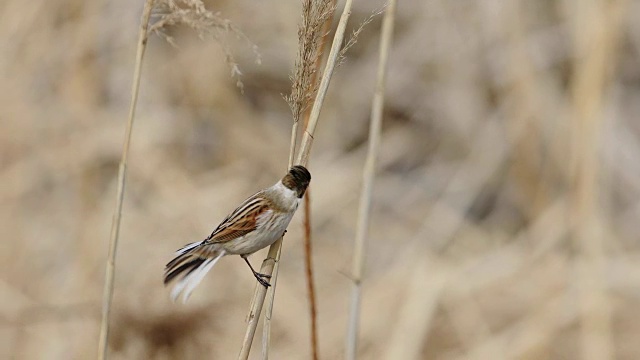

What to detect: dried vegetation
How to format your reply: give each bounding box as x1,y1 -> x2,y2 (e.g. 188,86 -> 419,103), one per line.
2,0 -> 640,359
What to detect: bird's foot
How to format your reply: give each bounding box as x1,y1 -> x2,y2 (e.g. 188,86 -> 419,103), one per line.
244,256 -> 272,287
254,273 -> 271,287
256,272 -> 272,279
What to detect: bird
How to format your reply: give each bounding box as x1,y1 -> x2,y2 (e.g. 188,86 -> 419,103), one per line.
164,165 -> 311,303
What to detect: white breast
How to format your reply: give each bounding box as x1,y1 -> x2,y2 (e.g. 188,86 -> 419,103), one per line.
271,181 -> 300,211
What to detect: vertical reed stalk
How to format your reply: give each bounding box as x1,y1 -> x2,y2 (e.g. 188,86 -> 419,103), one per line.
568,1 -> 627,359
345,0 -> 397,358
303,190 -> 319,360
97,1 -> 155,359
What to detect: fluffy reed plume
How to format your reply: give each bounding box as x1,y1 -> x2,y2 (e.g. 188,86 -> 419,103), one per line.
284,0 -> 335,167
150,0 -> 261,91
338,6 -> 386,65
285,0 -> 335,125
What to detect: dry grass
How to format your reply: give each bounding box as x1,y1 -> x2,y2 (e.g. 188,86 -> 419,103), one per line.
4,0 -> 640,359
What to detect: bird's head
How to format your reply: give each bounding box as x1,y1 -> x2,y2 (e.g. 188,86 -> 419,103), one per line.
282,165 -> 311,198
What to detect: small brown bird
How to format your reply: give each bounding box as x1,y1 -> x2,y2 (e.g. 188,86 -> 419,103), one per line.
164,165 -> 311,302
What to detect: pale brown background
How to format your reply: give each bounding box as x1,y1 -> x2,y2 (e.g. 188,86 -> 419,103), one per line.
2,0 -> 640,359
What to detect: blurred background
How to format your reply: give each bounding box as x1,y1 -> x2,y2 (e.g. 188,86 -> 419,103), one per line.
2,0 -> 640,359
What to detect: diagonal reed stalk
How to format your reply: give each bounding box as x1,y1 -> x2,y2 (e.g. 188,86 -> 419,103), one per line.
97,1 -> 155,359
238,0 -> 356,358
345,0 -> 397,358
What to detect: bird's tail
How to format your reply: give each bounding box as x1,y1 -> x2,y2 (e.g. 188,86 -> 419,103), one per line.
164,241 -> 226,303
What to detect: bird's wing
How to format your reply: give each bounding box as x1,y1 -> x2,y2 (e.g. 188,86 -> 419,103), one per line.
204,192 -> 271,244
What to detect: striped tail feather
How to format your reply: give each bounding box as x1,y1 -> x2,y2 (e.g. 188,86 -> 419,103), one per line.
164,241 -> 226,303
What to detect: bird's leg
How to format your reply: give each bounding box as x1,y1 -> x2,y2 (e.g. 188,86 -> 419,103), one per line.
242,255 -> 271,287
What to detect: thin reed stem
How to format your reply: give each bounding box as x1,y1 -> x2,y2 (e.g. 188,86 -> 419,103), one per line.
238,1 -> 356,358
239,241 -> 280,360
260,240 -> 283,360
303,190 -> 319,360
345,0 -> 397,358
288,123 -> 299,170
97,1 -> 155,359
260,74 -> 304,360
568,1 -> 627,360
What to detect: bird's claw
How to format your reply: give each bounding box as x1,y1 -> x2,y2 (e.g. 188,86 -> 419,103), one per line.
257,272 -> 272,279
255,274 -> 271,288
